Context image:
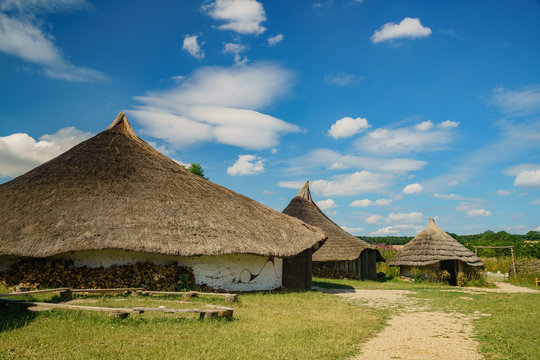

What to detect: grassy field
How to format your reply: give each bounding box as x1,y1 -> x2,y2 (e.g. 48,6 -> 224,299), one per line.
1,279 -> 539,360
0,286 -> 386,360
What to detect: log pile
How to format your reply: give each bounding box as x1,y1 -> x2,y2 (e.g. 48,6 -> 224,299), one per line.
0,259 -> 195,291
312,263 -> 359,280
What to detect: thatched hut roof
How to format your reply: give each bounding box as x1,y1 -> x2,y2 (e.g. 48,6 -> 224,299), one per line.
282,181 -> 382,262
389,218 -> 483,267
0,113 -> 326,259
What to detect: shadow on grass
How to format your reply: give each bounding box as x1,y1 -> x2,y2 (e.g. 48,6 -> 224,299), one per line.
0,305 -> 38,333
311,280 -> 355,291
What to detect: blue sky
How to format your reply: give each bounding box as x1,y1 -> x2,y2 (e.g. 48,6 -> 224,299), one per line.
1,0 -> 540,236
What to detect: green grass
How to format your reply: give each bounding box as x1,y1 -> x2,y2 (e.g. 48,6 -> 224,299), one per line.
0,286 -> 387,360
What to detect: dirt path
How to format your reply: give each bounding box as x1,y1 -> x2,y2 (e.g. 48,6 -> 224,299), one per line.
315,282 -> 538,359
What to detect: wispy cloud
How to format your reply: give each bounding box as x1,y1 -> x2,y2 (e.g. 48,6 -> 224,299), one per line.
284,149 -> 426,174
316,198 -> 337,210
223,42 -> 248,65
128,63 -> 298,149
371,17 -> 431,44
355,120 -> 459,155
0,1 -> 106,82
203,0 -> 266,35
324,73 -> 361,87
492,85 -> 540,116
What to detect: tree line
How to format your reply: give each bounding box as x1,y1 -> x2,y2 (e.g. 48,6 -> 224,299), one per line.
361,230 -> 540,258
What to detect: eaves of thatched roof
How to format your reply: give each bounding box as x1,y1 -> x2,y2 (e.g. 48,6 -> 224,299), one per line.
389,218 -> 483,267
0,113 -> 326,259
282,181 -> 382,262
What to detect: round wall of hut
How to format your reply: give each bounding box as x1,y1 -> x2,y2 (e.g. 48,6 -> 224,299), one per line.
0,250 -> 284,292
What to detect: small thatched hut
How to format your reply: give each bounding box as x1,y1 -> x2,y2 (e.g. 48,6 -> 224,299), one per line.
282,181 -> 383,280
0,113 -> 326,291
389,218 -> 483,285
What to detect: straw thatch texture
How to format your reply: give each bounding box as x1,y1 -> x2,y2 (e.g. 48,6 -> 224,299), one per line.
0,113 -> 326,258
389,218 -> 483,267
282,181 -> 382,262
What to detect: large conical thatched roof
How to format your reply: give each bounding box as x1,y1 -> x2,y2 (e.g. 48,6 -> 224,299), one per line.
389,218 -> 483,267
282,181 -> 381,262
0,113 -> 326,259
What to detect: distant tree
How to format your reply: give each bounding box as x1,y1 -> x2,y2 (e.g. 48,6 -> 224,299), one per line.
526,231 -> 540,241
186,163 -> 208,180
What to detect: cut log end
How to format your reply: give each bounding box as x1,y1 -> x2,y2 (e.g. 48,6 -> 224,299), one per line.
109,312 -> 130,319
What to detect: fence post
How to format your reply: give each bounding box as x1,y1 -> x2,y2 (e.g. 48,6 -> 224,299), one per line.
510,247 -> 517,279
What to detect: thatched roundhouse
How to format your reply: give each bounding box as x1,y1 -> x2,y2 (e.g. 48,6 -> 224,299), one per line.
282,181 -> 383,280
389,218 -> 483,285
0,113 -> 326,291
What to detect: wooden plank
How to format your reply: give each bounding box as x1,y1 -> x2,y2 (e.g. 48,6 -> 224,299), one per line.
70,288 -> 144,293
0,288 -> 70,297
473,246 -> 514,249
133,307 -> 217,314
0,298 -> 143,314
138,290 -> 238,302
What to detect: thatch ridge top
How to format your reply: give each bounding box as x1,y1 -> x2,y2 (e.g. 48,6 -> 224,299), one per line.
282,181 -> 382,262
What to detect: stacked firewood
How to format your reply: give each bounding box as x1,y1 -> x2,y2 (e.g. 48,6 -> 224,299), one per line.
0,258 -> 195,291
312,263 -> 359,280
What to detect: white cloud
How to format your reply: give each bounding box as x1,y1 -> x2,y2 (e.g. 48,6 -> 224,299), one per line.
310,171 -> 390,196
316,199 -> 337,210
514,169 -> 540,187
530,199 -> 540,205
277,180 -> 305,190
402,183 -> 423,194
203,0 -> 266,35
448,180 -> 459,186
328,117 -> 370,139
227,154 -> 264,176
350,198 -> 392,207
371,17 -> 431,44
278,171 -> 390,196
324,73 -> 361,87
386,211 -> 423,224
535,226 -> 540,230
262,190 -> 276,195
455,202 -> 492,218
496,189 -> 510,196
415,121 -> 433,131
434,193 -> 474,200
0,2 -> 105,82
439,120 -> 460,128
285,149 -> 426,174
341,226 -> 364,235
466,209 -> 492,217
366,215 -> 383,224
129,63 -> 298,150
0,126 -> 92,177
492,85 -> 540,116
370,224 -> 422,236
183,35 -> 204,59
267,34 -> 283,46
356,121 -> 458,155
351,199 -> 372,207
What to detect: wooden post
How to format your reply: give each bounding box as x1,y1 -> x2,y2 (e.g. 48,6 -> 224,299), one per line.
510,247 -> 517,279
475,247 -> 477,256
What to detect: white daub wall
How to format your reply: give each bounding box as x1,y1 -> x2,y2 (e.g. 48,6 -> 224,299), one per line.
0,251 -> 283,292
